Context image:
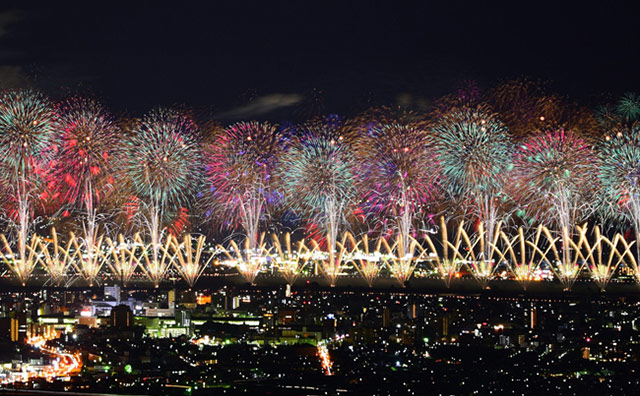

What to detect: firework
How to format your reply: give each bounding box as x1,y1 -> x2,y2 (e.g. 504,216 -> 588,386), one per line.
578,226 -> 635,292
498,227 -> 547,290
70,231 -> 109,286
105,233 -> 142,287
599,125 -> 640,277
0,89 -> 57,285
170,234 -> 213,288
135,232 -> 175,287
616,92 -> 640,124
53,98 -> 120,210
513,129 -> 597,289
420,217 -> 460,288
357,122 -> 439,258
205,121 -> 282,250
122,108 -> 202,286
53,98 -> 121,286
279,119 -> 358,264
432,107 -> 513,264
0,233 -> 40,286
464,221 -> 503,288
270,233 -> 311,286
538,224 -> 584,290
308,232 -> 351,287
346,234 -> 383,288
219,233 -> 268,285
34,228 -> 75,286
379,234 -> 426,287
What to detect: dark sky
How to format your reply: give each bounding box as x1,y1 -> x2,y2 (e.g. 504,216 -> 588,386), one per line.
0,1 -> 638,119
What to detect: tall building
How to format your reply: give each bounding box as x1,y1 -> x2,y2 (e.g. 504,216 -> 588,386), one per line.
104,285 -> 121,303
530,306 -> 537,329
111,305 -> 134,328
407,303 -> 417,320
382,307 -> 391,327
168,289 -> 176,309
442,315 -> 449,337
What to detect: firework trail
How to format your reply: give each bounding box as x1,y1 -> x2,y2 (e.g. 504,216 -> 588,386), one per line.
279,118 -> 358,279
513,130 -> 597,289
432,107 -> 513,269
345,233 -> 383,288
105,233 -> 142,287
170,234 -> 213,288
0,233 -> 39,286
70,230 -> 108,286
308,232 -> 350,287
205,121 -> 282,251
0,89 -> 57,285
270,232 -> 311,286
34,228 -> 75,286
219,233 -> 268,285
122,108 -> 202,286
380,234 -> 426,287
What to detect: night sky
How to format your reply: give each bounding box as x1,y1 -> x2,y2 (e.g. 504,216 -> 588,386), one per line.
0,1 -> 638,120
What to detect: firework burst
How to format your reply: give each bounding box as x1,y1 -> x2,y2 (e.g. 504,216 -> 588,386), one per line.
205,121 -> 282,250
432,107 -> 513,265
599,125 -> 640,277
513,129 -> 597,289
616,92 -> 640,124
122,108 -> 202,286
0,89 -> 58,285
279,119 -> 358,264
357,122 -> 439,257
53,98 -> 121,286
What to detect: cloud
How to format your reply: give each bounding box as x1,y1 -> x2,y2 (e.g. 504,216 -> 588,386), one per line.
216,93 -> 302,120
0,10 -> 22,37
0,65 -> 30,89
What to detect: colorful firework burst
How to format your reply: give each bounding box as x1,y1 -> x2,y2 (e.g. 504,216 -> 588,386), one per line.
279,118 -> 358,258
52,98 -> 121,286
599,125 -> 640,225
357,122 -> 440,252
513,129 -> 596,229
432,107 -> 512,198
205,121 -> 282,250
513,130 -> 596,289
122,108 -> 202,286
0,89 -> 58,285
431,107 -> 513,262
52,98 -> 120,210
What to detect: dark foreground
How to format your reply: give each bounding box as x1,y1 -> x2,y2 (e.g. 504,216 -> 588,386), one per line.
0,280 -> 639,395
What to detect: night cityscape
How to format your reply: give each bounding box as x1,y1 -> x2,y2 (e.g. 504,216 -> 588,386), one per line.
0,1 -> 639,395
